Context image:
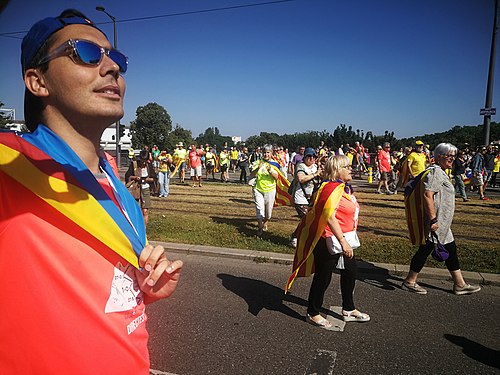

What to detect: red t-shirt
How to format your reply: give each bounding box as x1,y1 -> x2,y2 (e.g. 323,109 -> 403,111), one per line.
377,150 -> 391,172
0,173 -> 150,374
189,149 -> 202,168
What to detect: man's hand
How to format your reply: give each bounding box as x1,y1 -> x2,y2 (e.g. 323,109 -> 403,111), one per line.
135,245 -> 183,304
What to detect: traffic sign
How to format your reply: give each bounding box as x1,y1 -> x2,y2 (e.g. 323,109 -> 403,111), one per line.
480,107 -> 496,115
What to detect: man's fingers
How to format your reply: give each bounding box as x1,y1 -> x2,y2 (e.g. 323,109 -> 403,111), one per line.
145,259 -> 183,287
138,244 -> 154,268
139,245 -> 164,272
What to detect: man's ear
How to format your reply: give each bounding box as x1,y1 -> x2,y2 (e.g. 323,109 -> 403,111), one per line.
24,68 -> 49,98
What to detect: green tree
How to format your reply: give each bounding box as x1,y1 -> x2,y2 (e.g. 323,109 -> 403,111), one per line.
397,122 -> 499,151
170,123 -> 193,150
130,102 -> 172,150
195,126 -> 232,148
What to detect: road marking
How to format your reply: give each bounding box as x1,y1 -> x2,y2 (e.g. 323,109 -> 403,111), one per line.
304,349 -> 337,375
325,306 -> 346,332
150,369 -> 178,375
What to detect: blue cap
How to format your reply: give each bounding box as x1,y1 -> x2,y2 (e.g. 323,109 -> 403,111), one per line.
304,147 -> 317,157
21,9 -> 106,75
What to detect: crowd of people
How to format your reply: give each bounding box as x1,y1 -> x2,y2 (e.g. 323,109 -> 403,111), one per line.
128,139 -> 499,206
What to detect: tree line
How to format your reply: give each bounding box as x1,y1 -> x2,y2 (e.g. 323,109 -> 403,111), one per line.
2,100 -> 498,151
129,102 -> 499,152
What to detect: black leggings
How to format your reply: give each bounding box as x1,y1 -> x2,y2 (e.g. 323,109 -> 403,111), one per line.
410,240 -> 461,273
307,237 -> 357,316
239,165 -> 248,183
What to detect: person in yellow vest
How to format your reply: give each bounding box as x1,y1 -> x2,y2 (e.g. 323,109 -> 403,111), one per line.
407,140 -> 427,178
230,146 -> 239,172
173,142 -> 188,183
158,150 -> 174,198
219,148 -> 230,182
250,145 -> 279,236
205,148 -> 216,180
491,148 -> 500,187
128,148 -> 135,166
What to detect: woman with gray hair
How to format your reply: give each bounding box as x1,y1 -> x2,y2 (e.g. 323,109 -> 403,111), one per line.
249,145 -> 279,236
402,143 -> 481,295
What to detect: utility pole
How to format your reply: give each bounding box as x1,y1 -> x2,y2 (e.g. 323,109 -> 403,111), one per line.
483,0 -> 499,146
96,6 -> 121,167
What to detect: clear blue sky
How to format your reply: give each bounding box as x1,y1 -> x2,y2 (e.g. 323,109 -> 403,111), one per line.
0,0 -> 498,140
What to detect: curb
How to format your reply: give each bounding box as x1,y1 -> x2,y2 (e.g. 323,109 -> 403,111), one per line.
150,241 -> 500,287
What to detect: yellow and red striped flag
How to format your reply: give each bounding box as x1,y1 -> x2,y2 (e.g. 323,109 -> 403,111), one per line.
267,160 -> 293,206
404,168 -> 432,245
0,128 -> 147,268
285,181 -> 344,293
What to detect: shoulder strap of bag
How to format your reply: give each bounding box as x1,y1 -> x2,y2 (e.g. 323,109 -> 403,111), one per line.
133,160 -> 142,180
294,166 -> 313,202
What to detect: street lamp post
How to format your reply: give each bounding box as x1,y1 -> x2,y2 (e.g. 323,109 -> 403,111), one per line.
96,6 -> 121,167
483,0 -> 499,146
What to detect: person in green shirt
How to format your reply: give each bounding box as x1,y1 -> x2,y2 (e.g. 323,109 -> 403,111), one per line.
219,148 -> 230,182
205,148 -> 216,180
173,142 -> 187,183
250,145 -> 279,236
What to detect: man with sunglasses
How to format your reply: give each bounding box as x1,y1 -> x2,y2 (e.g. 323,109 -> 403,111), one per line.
0,9 -> 182,374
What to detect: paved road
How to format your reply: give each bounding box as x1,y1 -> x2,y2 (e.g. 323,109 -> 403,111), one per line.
147,253 -> 500,375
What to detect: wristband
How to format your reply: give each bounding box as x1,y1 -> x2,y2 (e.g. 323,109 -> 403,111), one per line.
430,217 -> 438,225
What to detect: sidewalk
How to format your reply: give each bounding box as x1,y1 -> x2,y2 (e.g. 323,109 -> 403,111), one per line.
150,240 -> 500,287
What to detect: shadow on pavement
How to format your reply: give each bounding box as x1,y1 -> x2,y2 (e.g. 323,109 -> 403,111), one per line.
217,273 -> 306,321
352,260 -> 452,294
350,260 -> 401,291
444,334 -> 500,369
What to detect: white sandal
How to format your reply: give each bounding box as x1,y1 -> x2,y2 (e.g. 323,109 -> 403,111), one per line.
342,310 -> 370,322
306,314 -> 333,329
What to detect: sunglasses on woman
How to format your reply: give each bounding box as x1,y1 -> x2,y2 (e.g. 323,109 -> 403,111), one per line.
38,39 -> 128,73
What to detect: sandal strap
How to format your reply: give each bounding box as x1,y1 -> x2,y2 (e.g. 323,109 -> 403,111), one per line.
343,310 -> 368,318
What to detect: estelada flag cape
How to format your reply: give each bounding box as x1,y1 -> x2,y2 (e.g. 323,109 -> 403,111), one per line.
404,167 -> 433,245
267,159 -> 293,206
170,159 -> 184,178
0,126 -> 146,268
285,181 -> 344,293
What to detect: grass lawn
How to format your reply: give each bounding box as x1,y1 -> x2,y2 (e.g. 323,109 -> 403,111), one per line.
145,178 -> 499,274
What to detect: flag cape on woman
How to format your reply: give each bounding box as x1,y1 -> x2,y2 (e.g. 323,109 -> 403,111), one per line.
0,126 -> 146,268
404,167 -> 433,245
266,159 -> 293,206
285,181 -> 344,293
170,159 -> 184,178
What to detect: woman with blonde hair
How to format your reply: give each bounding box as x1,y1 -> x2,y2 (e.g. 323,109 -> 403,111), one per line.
286,155 -> 370,328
